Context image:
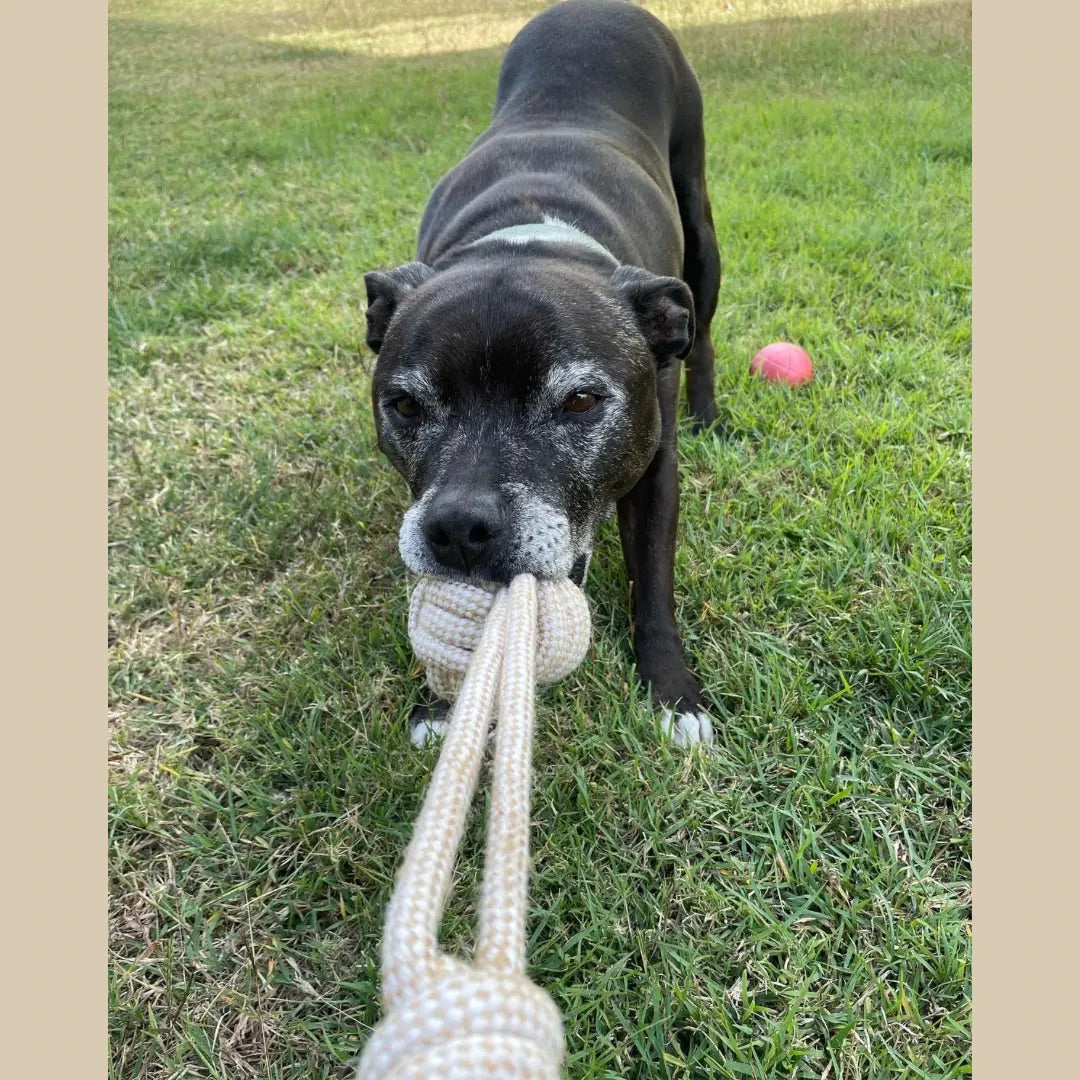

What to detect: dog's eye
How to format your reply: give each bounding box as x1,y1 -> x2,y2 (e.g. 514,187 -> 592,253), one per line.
390,395 -> 421,421
562,392 -> 599,414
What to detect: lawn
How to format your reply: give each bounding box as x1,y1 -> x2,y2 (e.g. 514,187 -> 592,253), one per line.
108,2 -> 972,1078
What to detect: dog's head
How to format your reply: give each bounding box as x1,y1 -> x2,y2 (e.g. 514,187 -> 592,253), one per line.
365,253 -> 694,584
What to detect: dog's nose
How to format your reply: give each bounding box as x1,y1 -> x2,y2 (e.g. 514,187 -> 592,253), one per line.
423,490 -> 506,574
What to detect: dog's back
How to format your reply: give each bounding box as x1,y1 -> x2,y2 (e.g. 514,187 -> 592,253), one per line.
417,0 -> 702,274
492,0 -> 684,149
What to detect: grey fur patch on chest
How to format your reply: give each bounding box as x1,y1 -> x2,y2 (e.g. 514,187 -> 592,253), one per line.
469,215 -> 619,264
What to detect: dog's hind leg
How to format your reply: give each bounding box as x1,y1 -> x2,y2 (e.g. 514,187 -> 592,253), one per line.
669,73 -> 722,432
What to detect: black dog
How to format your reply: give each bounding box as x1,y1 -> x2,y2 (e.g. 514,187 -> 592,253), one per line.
365,0 -> 722,746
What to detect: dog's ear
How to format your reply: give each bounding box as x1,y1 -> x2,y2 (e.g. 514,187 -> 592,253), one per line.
610,265 -> 695,364
363,262 -> 434,353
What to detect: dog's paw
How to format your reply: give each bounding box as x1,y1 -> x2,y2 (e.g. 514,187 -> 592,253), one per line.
409,715 -> 448,747
660,706 -> 715,747
408,702 -> 451,748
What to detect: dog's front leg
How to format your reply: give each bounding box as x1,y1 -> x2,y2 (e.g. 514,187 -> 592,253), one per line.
407,700 -> 452,747
617,374 -> 715,746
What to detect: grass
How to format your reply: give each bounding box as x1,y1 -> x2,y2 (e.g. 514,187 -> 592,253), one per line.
108,1 -> 972,1077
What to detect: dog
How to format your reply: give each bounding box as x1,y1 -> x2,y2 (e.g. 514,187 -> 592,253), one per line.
364,0 -> 722,747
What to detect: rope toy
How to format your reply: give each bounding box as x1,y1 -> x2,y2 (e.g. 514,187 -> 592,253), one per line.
355,573 -> 591,1079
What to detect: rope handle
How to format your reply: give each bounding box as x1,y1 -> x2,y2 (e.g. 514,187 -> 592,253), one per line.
355,574 -> 591,1079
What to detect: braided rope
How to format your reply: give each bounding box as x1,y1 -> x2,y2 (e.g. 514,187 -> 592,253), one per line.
355,573 -> 591,1079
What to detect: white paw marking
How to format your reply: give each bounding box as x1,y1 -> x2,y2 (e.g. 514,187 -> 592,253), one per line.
409,716 -> 448,748
660,707 -> 715,747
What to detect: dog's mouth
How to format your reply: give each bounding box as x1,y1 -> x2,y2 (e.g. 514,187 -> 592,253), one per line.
398,549 -> 589,588
396,490 -> 593,586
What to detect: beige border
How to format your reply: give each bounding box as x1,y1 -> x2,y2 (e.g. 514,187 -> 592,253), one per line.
2,1 -> 104,1077
974,1 -> 1078,1078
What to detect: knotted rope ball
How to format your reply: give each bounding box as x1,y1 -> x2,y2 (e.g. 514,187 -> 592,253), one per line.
355,574 -> 591,1080
408,576 -> 591,699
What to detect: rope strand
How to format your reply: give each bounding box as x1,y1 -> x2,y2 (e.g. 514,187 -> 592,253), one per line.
355,574 -> 590,1080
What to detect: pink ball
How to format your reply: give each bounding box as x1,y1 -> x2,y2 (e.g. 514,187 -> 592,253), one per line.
750,342 -> 814,386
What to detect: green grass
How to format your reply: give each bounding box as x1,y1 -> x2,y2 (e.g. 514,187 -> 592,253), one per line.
108,2 -> 971,1077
